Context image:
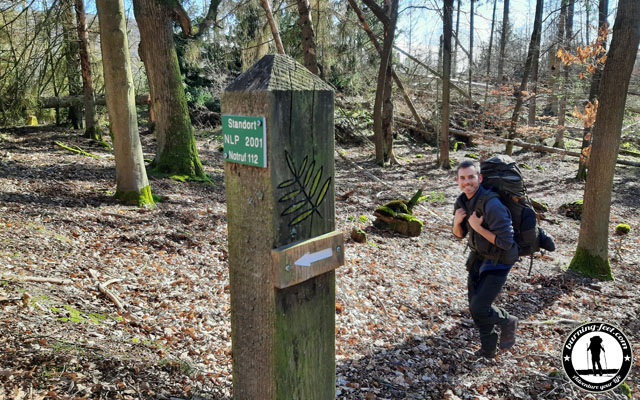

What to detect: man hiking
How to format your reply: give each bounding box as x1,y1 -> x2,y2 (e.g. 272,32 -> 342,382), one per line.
452,160 -> 519,358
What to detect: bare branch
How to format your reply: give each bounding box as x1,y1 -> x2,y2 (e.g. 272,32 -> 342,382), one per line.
194,0 -> 222,38
361,0 -> 389,25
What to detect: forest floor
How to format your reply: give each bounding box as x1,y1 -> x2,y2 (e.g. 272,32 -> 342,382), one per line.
1,123 -> 639,400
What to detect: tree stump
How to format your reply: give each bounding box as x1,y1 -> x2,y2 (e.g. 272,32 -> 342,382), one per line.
373,195 -> 424,237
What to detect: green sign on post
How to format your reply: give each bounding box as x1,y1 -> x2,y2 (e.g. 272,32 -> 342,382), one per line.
223,54 -> 336,399
222,114 -> 267,168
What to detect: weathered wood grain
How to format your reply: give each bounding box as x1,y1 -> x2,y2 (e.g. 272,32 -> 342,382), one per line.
223,54 -> 336,399
272,230 -> 344,289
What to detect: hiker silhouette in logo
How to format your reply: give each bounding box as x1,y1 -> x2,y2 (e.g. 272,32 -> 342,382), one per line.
587,336 -> 606,376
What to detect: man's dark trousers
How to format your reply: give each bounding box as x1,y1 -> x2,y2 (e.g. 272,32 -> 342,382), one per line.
467,258 -> 511,352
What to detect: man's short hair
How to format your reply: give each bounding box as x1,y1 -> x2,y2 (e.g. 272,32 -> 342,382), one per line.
456,160 -> 480,175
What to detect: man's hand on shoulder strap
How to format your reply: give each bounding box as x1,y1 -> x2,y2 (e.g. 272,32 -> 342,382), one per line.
468,211 -> 497,245
452,208 -> 467,238
468,211 -> 483,231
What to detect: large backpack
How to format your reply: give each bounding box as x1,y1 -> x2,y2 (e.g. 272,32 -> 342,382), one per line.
475,155 -> 542,257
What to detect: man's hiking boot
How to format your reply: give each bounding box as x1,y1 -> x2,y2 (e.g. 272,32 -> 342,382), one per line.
473,347 -> 496,359
499,316 -> 518,349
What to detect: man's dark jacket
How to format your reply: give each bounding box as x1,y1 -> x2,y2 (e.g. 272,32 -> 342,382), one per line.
454,185 -> 519,268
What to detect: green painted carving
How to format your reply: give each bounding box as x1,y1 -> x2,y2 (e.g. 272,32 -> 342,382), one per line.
278,151 -> 332,226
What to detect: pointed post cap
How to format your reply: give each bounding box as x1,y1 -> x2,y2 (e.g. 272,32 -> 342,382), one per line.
225,54 -> 333,92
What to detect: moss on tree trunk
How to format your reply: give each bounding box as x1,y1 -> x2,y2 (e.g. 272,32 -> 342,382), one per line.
149,101 -> 205,179
133,0 -> 206,181
115,185 -> 154,207
97,0 -> 154,209
568,246 -> 613,281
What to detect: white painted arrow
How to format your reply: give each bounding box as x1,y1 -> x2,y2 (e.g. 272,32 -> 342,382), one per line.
294,248 -> 333,267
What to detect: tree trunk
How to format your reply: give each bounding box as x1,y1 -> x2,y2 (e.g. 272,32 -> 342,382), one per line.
297,0 -> 319,74
505,0 -> 543,155
311,0 -> 329,78
44,31 -> 62,126
241,1 -> 271,71
96,0 -> 153,207
74,0 -> 100,140
568,0 -> 640,280
550,2 -> 567,120
453,0 -> 461,79
438,35 -> 442,108
484,0 -> 497,105
260,0 -> 285,54
381,1 -> 398,165
585,3 -> 590,45
132,0 -> 206,180
467,0 -> 474,100
555,0 -> 574,148
382,60 -> 396,164
527,0 -> 545,126
367,0 -> 398,165
527,55 -> 539,126
439,0 -> 454,169
527,13 -> 541,127
496,0 -> 509,103
577,0 -> 608,181
61,0 -> 82,129
551,0 -> 568,146
346,0 -> 425,131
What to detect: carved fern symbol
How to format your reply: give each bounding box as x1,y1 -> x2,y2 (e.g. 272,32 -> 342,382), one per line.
278,151 -> 332,226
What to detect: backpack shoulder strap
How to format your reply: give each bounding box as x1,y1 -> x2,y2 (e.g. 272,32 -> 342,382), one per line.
475,191 -> 499,218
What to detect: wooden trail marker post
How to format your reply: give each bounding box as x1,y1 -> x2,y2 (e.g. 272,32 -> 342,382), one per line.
223,54 -> 343,399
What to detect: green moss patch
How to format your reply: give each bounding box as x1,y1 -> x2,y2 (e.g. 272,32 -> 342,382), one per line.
115,185 -> 155,208
379,200 -> 409,214
617,382 -> 632,399
394,212 -> 424,225
568,246 -> 614,281
373,192 -> 424,237
147,168 -> 213,185
615,224 -> 631,235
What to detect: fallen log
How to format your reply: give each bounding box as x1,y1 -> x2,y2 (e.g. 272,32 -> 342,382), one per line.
395,118 -> 640,167
619,149 -> 640,158
540,123 -> 583,134
448,128 -> 640,167
54,141 -> 104,158
39,94 -> 151,108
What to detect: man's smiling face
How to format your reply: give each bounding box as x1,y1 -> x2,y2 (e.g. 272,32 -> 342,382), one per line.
456,166 -> 482,199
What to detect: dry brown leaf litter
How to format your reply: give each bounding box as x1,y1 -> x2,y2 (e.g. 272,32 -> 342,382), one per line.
0,125 -> 639,399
